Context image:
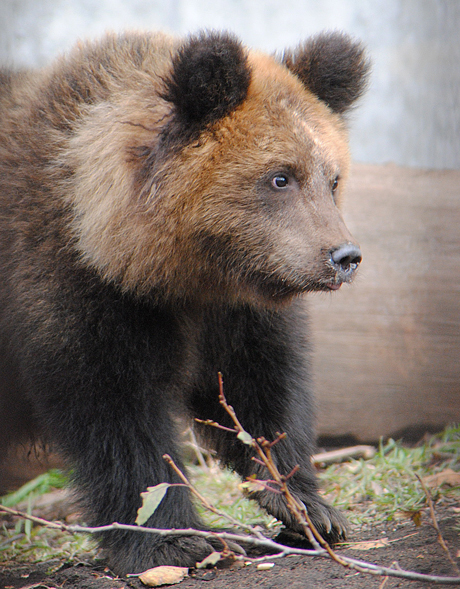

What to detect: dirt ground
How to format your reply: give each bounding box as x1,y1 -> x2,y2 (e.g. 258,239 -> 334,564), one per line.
1,501 -> 459,589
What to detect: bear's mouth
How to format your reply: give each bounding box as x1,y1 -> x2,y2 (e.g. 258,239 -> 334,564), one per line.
247,268 -> 346,301
325,282 -> 342,291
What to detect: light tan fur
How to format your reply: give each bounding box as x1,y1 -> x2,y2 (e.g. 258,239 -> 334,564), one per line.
62,41 -> 352,302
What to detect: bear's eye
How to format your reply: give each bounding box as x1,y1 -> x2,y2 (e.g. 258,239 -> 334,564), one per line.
331,177 -> 339,192
271,174 -> 289,189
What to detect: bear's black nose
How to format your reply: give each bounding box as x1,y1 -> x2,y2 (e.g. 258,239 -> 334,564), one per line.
330,243 -> 362,275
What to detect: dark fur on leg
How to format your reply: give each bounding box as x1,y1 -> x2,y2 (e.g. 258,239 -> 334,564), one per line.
4,275 -> 214,575
187,299 -> 347,545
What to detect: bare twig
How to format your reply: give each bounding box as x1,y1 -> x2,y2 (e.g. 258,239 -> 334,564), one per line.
194,419 -> 236,434
378,561 -> 400,589
183,427 -> 210,471
0,504 -> 68,531
312,445 -> 376,465
163,453 -> 267,540
416,473 -> 460,575
0,503 -> 318,557
216,372 -> 248,434
2,504 -> 460,584
216,372 -> 345,562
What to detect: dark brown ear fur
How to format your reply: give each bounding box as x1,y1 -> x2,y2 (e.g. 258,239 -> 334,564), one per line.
282,32 -> 370,114
162,31 -> 251,129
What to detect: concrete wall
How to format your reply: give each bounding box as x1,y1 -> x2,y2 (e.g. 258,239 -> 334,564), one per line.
1,0 -> 459,169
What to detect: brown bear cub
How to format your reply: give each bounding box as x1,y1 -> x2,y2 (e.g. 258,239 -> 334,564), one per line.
0,31 -> 368,574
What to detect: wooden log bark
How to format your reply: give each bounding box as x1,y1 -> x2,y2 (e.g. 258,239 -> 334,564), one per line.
311,163 -> 460,441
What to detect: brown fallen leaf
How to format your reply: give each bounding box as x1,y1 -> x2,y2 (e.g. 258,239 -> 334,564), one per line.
139,566 -> 189,586
401,510 -> 423,527
196,550 -> 238,570
196,551 -> 223,569
348,538 -> 390,550
345,533 -> 418,551
424,469 -> 460,488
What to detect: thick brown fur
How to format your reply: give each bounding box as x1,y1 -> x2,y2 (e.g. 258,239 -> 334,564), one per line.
0,30 -> 368,574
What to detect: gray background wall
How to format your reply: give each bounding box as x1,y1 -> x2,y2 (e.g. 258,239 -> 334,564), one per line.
1,0 -> 459,170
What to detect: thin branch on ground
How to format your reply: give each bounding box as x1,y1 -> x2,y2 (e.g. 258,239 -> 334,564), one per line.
2,504 -> 460,584
312,445 -> 376,465
378,561 -> 401,589
415,473 -> 460,575
0,503 -> 320,559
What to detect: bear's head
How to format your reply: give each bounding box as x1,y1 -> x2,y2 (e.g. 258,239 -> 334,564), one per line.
65,30 -> 369,305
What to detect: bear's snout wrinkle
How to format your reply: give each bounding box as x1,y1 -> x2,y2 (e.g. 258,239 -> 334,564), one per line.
330,242 -> 362,279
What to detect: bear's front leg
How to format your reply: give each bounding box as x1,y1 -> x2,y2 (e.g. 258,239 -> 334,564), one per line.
39,380 -> 216,575
189,300 -> 347,545
21,299 -> 218,576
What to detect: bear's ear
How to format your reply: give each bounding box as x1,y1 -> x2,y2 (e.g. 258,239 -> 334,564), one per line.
282,32 -> 370,114
162,31 -> 251,128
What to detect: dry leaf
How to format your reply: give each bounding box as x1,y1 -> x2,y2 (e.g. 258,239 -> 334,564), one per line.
139,566 -> 188,586
346,532 -> 418,551
402,510 -> 422,526
136,484 -> 170,525
239,479 -> 267,494
196,551 -> 223,569
237,430 -> 253,446
349,538 -> 390,550
424,469 -> 460,488
411,511 -> 423,527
